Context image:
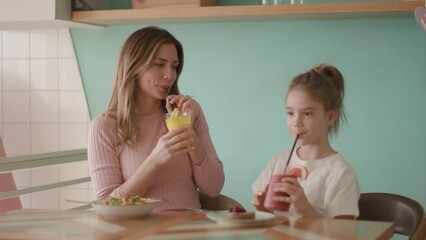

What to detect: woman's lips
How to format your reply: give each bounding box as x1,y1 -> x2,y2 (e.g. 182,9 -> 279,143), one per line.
157,85 -> 171,93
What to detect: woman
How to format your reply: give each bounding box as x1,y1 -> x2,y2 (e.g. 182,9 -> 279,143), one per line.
88,26 -> 225,212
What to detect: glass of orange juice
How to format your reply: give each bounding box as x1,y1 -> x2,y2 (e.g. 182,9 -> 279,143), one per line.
165,108 -> 192,131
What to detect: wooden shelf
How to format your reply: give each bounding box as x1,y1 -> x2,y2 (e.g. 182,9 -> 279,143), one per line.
72,1 -> 422,26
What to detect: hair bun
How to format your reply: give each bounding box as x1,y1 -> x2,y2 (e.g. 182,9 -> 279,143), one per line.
312,64 -> 334,79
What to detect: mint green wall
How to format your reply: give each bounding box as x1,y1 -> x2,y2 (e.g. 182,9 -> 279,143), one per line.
71,18 -> 426,213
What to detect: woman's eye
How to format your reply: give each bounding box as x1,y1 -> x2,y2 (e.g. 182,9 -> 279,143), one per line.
286,111 -> 293,116
154,63 -> 164,67
304,112 -> 313,116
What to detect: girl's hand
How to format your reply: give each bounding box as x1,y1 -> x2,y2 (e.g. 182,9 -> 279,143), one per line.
149,126 -> 194,166
273,177 -> 319,217
252,185 -> 269,212
166,95 -> 196,116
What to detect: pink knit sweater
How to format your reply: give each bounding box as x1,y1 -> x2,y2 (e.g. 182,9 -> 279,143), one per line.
88,102 -> 225,212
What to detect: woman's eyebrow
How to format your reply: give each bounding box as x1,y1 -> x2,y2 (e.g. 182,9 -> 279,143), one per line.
154,57 -> 179,64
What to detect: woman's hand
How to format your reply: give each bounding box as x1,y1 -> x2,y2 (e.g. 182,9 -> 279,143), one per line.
149,126 -> 194,166
273,177 -> 321,217
117,127 -> 194,198
166,95 -> 196,116
252,185 -> 269,212
165,94 -> 207,165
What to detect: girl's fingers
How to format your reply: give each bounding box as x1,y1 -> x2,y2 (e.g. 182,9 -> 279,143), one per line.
274,183 -> 298,195
273,196 -> 291,203
273,186 -> 288,194
281,177 -> 297,184
254,191 -> 265,197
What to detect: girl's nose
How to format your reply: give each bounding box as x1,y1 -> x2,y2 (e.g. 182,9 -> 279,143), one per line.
294,115 -> 303,127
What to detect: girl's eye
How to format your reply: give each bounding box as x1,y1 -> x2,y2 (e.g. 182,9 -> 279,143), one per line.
286,111 -> 293,116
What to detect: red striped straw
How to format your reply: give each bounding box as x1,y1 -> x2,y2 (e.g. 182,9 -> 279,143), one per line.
285,135 -> 299,168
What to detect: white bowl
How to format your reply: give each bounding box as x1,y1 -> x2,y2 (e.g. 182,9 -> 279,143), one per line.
92,198 -> 160,219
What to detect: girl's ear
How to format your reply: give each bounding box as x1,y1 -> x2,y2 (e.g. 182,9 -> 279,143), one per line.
327,108 -> 338,127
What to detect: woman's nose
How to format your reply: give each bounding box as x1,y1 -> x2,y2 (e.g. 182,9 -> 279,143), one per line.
164,67 -> 175,80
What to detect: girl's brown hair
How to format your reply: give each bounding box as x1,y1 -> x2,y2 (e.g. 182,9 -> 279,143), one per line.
287,64 -> 346,136
107,26 -> 184,145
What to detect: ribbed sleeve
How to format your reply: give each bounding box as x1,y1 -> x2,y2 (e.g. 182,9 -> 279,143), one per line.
191,104 -> 225,196
88,115 -> 123,199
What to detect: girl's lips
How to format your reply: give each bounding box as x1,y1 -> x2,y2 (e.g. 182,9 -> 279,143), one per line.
295,133 -> 305,138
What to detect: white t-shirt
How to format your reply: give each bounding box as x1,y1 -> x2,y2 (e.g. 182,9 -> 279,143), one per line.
252,148 -> 360,219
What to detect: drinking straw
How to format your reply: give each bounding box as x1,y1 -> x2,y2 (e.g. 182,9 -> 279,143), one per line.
285,135 -> 299,167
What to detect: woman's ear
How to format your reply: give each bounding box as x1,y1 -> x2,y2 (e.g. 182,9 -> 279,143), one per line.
327,108 -> 338,126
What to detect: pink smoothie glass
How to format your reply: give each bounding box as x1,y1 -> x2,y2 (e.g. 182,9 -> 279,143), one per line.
263,174 -> 296,212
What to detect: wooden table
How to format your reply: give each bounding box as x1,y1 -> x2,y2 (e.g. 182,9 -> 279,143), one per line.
0,209 -> 394,240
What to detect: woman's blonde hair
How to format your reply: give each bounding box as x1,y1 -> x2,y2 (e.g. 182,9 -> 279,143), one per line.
287,64 -> 346,136
107,26 -> 184,145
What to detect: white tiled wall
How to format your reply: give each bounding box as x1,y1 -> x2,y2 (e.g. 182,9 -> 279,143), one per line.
0,28 -> 93,209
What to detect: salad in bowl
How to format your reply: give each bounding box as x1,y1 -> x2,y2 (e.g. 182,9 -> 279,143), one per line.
93,196 -> 161,219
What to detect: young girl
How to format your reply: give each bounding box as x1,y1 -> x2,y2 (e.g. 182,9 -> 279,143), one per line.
88,26 -> 225,212
252,64 -> 360,219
